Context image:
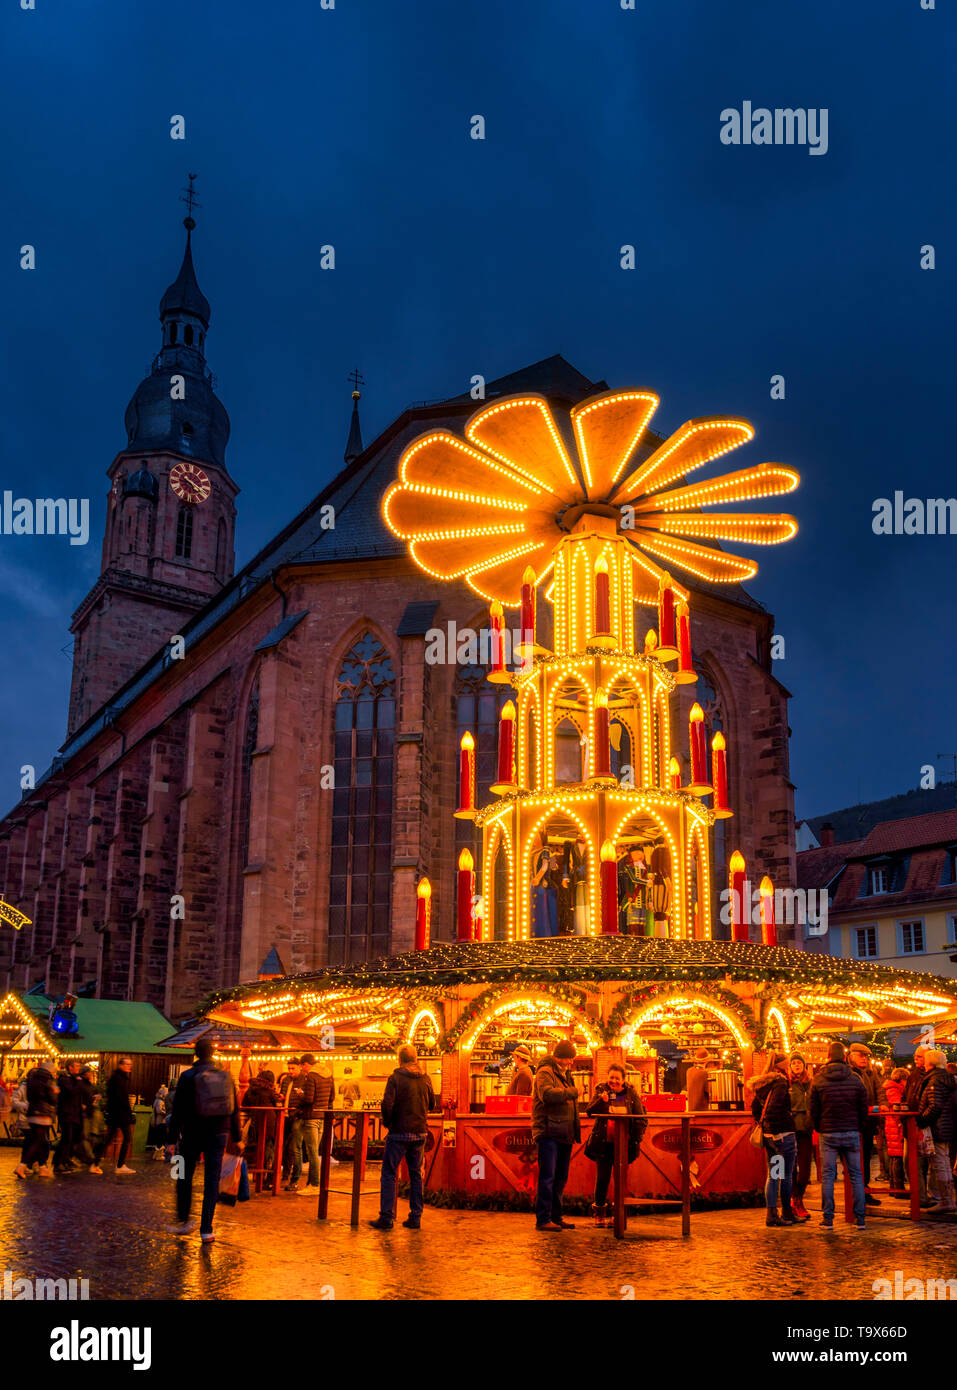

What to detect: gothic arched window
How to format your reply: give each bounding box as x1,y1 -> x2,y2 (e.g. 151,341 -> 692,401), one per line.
330,633 -> 396,965
175,505 -> 193,559
237,682 -> 260,870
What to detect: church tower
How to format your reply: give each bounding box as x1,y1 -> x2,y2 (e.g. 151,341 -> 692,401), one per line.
67,196 -> 238,736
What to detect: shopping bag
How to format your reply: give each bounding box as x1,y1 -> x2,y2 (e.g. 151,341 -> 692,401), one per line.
218,1152 -> 243,1206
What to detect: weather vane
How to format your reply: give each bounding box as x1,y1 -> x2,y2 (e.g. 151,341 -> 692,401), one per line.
181,173 -> 201,229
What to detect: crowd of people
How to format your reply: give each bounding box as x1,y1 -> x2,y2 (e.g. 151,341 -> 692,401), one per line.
5,1034 -> 956,1243
747,1041 -> 957,1230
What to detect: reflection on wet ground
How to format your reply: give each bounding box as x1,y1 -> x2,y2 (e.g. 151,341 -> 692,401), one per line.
1,1150 -> 954,1301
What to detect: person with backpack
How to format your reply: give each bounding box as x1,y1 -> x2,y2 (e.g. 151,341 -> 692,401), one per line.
13,1061 -> 58,1179
166,1039 -> 242,1241
90,1057 -> 136,1174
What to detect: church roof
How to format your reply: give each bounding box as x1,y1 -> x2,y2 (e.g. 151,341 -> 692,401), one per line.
31,354 -> 768,786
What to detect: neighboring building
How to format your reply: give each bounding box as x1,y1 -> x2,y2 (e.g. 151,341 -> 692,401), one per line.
0,219 -> 796,1019
798,809 -> 957,978
795,819 -> 820,852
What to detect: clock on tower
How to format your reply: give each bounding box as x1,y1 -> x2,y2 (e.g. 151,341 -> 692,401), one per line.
169,460 -> 211,504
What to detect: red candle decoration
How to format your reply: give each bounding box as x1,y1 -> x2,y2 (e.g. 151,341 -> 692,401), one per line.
456,849 -> 474,941
675,600 -> 696,684
759,875 -> 777,947
471,894 -> 484,942
415,877 -> 432,951
593,688 -> 611,778
729,850 -> 748,943
657,573 -> 677,659
711,731 -> 733,818
487,600 -> 510,683
600,839 -> 619,934
520,566 -> 536,655
490,701 -> 516,792
668,755 -> 682,792
454,731 -> 476,818
688,703 -> 712,792
593,554 -> 611,637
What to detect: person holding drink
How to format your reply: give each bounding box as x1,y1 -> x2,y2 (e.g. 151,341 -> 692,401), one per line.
584,1063 -> 647,1228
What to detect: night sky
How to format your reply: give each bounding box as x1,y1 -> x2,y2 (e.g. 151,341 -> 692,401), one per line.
1,1 -> 954,820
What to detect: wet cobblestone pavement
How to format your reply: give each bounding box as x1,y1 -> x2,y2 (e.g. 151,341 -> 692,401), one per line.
1,1150 -> 955,1301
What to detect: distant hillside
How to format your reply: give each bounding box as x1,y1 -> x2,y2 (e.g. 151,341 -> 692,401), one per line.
807,781 -> 957,844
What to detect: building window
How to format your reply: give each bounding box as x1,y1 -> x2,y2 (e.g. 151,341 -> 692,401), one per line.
868,867 -> 887,896
897,919 -> 925,955
942,849 -> 957,886
330,633 -> 395,966
854,925 -> 879,959
237,683 -> 260,870
948,915 -> 957,944
175,505 -> 193,559
184,325 -> 194,346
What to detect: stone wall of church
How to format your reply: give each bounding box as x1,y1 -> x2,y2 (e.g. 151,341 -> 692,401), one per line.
0,558 -> 796,1019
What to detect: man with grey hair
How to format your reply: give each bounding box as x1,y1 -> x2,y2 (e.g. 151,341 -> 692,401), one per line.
369,1043 -> 437,1232
916,1048 -> 957,1215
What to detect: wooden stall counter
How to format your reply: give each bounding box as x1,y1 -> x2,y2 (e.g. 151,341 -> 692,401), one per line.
425,1110 -> 765,1206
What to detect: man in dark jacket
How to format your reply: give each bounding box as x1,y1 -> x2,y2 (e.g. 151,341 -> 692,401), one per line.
916,1048 -> 957,1215
532,1039 -> 581,1232
370,1044 -> 437,1231
288,1054 -> 336,1194
53,1060 -> 84,1173
91,1057 -> 136,1175
902,1045 -> 934,1204
810,1042 -> 868,1229
166,1039 -> 241,1241
848,1043 -> 884,1205
76,1066 -> 99,1167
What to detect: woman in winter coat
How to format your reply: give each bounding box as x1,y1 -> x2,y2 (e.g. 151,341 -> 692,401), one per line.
584,1063 -> 648,1227
13,1062 -> 59,1179
788,1054 -> 812,1222
747,1051 -> 797,1227
882,1068 -> 907,1196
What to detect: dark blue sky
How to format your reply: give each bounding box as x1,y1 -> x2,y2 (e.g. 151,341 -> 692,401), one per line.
1,1 -> 954,819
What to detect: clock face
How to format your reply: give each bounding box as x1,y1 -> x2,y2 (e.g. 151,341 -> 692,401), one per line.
169,461 -> 211,504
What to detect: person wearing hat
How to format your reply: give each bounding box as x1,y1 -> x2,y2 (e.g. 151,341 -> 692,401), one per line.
531,1039 -> 581,1231
685,1048 -> 711,1113
506,1046 -> 534,1097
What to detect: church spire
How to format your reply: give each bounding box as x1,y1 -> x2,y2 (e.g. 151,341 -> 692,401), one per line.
344,369 -> 365,463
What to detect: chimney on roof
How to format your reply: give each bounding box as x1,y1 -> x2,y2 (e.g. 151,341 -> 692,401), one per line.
820,822 -> 835,847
